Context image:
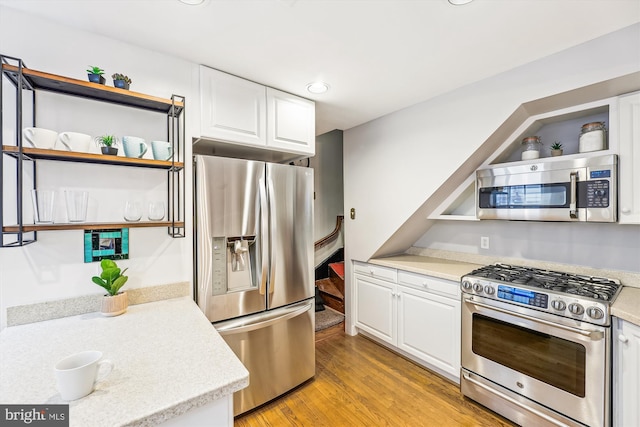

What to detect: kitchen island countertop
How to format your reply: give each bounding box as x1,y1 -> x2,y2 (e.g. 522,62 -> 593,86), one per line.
0,296 -> 248,427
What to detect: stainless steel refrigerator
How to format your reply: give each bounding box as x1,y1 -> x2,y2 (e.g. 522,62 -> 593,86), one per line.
193,155 -> 315,416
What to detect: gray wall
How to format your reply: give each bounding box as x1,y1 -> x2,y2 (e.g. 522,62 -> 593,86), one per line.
415,221 -> 640,273
312,130 -> 344,241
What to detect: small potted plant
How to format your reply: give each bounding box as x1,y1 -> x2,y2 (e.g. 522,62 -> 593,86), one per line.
550,141 -> 563,157
112,73 -> 132,90
95,134 -> 119,155
86,66 -> 106,85
92,259 -> 129,316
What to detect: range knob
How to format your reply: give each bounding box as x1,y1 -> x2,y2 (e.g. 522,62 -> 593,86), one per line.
551,300 -> 566,311
568,303 -> 585,316
462,280 -> 472,290
473,283 -> 484,293
587,307 -> 605,320
484,285 -> 495,295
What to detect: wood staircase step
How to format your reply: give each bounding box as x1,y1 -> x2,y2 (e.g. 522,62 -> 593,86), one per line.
329,261 -> 344,280
316,278 -> 344,314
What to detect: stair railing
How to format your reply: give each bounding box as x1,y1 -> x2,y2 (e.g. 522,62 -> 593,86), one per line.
314,215 -> 344,250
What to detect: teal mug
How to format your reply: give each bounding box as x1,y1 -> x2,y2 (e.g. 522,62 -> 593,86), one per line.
151,141 -> 173,161
122,136 -> 147,158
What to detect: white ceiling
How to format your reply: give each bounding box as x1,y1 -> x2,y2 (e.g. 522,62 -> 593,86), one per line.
1,0 -> 639,135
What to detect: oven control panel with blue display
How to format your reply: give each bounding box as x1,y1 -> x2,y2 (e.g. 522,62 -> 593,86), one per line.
497,285 -> 548,309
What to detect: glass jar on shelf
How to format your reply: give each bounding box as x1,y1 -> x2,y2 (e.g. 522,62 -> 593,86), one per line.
579,122 -> 606,153
521,136 -> 542,160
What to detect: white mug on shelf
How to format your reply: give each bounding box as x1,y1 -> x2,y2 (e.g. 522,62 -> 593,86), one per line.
151,141 -> 173,161
22,127 -> 58,149
57,132 -> 93,153
122,136 -> 148,158
54,350 -> 114,401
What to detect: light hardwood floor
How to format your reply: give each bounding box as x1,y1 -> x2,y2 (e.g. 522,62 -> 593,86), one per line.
235,323 -> 517,427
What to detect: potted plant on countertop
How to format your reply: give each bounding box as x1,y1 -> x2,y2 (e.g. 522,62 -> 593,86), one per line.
95,134 -> 119,155
92,259 -> 129,316
550,141 -> 563,157
112,73 -> 132,90
86,66 -> 106,85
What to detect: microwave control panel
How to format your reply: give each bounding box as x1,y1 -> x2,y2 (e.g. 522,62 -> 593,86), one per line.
584,180 -> 609,207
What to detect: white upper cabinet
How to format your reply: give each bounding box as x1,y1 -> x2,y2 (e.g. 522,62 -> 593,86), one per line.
618,91 -> 640,224
199,66 -> 315,159
267,88 -> 315,154
200,66 -> 267,146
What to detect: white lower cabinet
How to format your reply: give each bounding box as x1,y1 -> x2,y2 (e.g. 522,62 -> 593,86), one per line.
354,261 -> 461,380
613,317 -> 640,427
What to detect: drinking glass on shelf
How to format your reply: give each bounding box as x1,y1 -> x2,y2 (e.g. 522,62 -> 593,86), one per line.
64,190 -> 89,222
31,189 -> 56,224
147,201 -> 165,221
123,201 -> 142,222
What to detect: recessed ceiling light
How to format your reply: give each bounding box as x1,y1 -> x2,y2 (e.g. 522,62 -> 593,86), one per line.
448,0 -> 474,5
178,0 -> 207,5
306,82 -> 330,94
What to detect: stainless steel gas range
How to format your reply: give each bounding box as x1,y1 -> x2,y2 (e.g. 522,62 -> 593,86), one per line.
460,264 -> 622,427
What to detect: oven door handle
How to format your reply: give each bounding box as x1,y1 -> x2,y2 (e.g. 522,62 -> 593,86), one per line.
462,372 -> 572,427
464,297 -> 603,339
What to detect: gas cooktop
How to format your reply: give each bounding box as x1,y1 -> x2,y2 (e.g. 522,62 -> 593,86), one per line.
467,263 -> 621,301
461,263 -> 622,326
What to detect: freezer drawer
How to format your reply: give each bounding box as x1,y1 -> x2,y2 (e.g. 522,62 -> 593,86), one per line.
215,300 -> 315,416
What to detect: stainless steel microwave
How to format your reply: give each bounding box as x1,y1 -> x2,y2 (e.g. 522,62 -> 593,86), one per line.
476,154 -> 617,222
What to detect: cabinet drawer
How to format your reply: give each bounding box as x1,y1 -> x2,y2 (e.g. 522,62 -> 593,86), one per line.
354,262 -> 397,283
397,270 -> 460,299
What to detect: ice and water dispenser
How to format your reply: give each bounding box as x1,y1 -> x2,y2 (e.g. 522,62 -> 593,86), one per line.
210,236 -> 257,296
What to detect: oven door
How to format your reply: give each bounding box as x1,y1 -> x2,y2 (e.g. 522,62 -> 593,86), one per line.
461,295 -> 610,427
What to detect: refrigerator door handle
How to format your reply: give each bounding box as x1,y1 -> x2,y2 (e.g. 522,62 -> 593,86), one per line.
215,300 -> 313,335
266,177 -> 277,295
258,178 -> 269,295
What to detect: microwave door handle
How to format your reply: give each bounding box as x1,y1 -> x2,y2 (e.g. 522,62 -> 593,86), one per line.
464,297 -> 603,339
569,171 -> 578,219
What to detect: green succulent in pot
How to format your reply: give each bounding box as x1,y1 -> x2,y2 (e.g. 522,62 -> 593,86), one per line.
550,142 -> 563,150
92,259 -> 128,296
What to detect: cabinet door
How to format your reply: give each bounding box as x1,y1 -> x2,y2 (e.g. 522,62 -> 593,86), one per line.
614,318 -> 640,427
397,285 -> 460,378
618,91 -> 640,224
266,88 -> 315,155
200,66 -> 266,146
354,273 -> 395,345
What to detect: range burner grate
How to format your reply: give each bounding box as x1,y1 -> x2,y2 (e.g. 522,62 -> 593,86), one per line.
469,263 -> 621,301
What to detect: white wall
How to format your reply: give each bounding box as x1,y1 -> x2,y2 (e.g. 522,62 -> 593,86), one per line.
343,24 -> 640,333
311,129 -> 344,266
0,6 -> 198,329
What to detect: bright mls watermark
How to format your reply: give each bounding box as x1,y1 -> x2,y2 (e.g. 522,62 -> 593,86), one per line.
0,405 -> 68,426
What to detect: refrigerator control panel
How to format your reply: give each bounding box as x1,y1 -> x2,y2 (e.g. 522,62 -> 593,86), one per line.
212,236 -> 227,296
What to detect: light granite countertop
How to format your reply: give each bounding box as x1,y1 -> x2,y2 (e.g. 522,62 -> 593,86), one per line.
0,296 -> 249,427
368,255 -> 484,282
369,250 -> 640,326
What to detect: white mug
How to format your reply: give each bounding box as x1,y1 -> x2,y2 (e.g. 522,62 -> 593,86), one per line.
122,136 -> 148,158
151,140 -> 173,161
54,350 -> 114,401
22,127 -> 58,149
58,132 -> 93,153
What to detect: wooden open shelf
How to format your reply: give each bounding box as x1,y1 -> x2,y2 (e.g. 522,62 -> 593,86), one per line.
1,64 -> 184,115
2,221 -> 185,232
2,146 -> 184,169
